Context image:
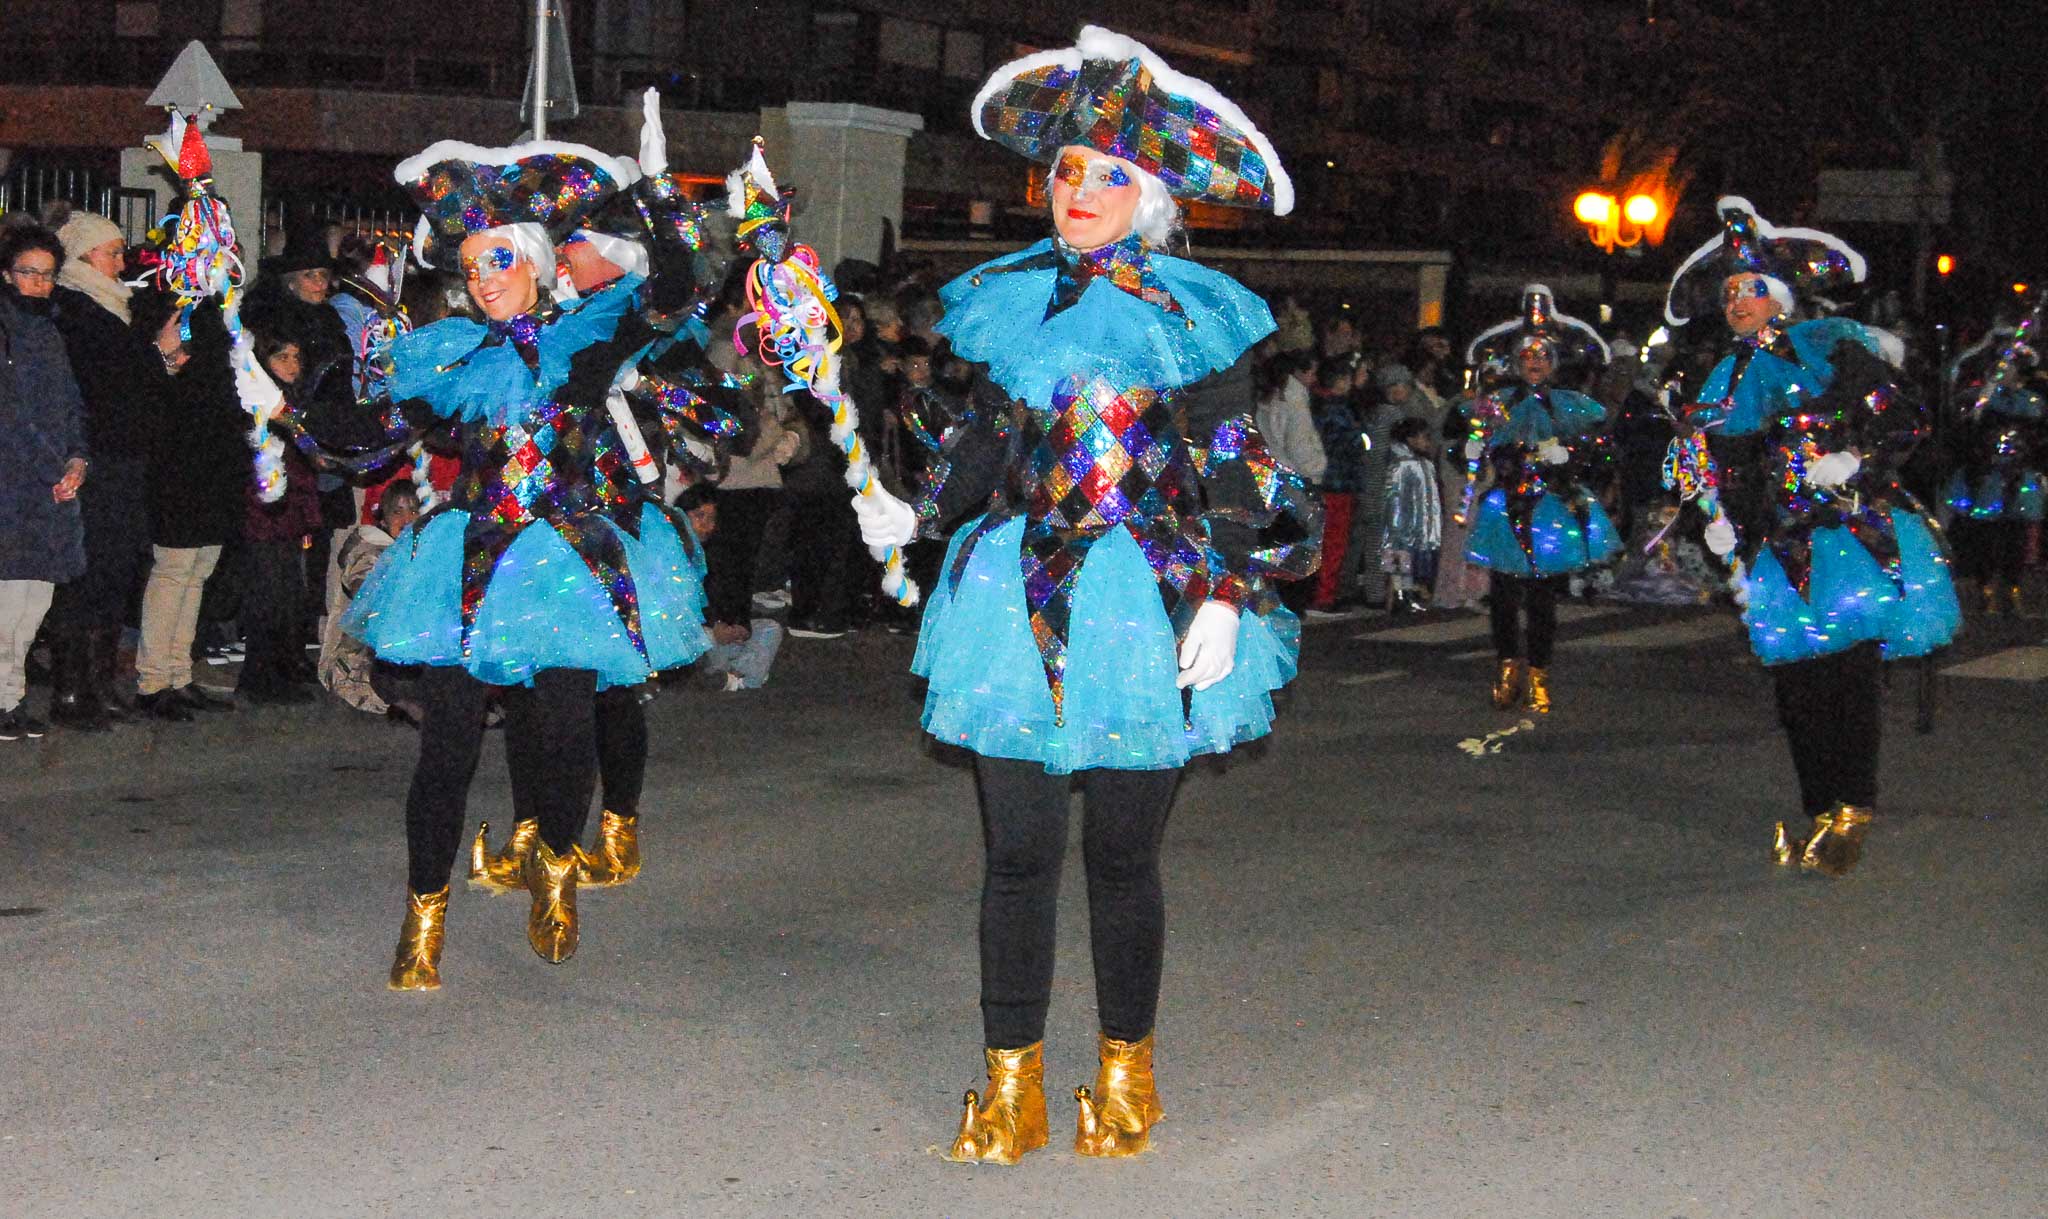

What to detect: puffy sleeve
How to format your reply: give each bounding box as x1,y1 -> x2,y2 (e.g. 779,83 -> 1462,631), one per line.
913,370 -> 1020,533
1178,352 -> 1323,611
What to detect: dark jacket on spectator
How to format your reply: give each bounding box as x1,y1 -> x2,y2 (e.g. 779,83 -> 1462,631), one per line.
43,284 -> 160,624
145,299 -> 247,549
0,292 -> 88,582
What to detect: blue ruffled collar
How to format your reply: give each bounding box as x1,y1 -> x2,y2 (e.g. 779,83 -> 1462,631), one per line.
936,237 -> 1274,408
385,286 -> 635,425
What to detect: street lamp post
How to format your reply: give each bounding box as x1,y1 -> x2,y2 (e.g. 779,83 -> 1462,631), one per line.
1573,189 -> 1662,253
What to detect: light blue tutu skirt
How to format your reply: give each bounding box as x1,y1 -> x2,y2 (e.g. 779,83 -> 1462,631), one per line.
1465,489 -> 1622,577
1741,510 -> 1960,666
911,515 -> 1299,773
342,501 -> 710,690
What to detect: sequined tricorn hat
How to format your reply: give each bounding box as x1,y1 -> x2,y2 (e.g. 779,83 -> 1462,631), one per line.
1664,196 -> 1866,326
1466,283 -> 1611,370
395,139 -> 638,271
971,25 -> 1294,216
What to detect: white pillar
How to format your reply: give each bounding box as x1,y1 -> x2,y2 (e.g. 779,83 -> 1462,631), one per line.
776,102 -> 925,274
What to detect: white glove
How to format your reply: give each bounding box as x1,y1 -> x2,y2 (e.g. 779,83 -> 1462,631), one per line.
232,334 -> 284,417
1463,438 -> 1484,461
1702,516 -> 1737,557
1176,600 -> 1240,691
852,487 -> 918,549
1536,439 -> 1570,466
637,88 -> 668,175
1805,450 -> 1861,488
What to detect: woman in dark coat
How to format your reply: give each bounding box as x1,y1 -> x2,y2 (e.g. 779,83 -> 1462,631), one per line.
131,293 -> 247,720
37,240 -> 163,728
0,230 -> 89,738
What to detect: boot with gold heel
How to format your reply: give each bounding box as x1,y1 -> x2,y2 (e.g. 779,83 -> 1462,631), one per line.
942,1042 -> 1049,1165
1771,816 -> 1811,867
387,887 -> 448,992
467,818 -> 537,893
1522,666 -> 1552,715
1491,659 -> 1527,709
1799,804 -> 1873,877
577,809 -> 642,887
1074,1032 -> 1164,1157
522,839 -> 579,962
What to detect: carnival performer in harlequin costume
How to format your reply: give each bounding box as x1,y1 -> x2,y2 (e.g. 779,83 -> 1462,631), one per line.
247,140 -> 723,991
1456,285 -> 1621,713
1942,300 -> 2045,615
850,27 -> 1319,1164
467,93 -> 750,898
1664,196 -> 1961,877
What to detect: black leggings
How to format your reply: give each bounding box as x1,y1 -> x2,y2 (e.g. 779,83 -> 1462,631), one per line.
1489,572 -> 1563,666
406,666 -> 599,894
237,539 -> 306,693
594,685 -> 647,818
973,756 -> 1181,1050
1771,642 -> 1882,817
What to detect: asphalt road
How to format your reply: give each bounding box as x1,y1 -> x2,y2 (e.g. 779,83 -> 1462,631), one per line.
4,601 -> 2044,1218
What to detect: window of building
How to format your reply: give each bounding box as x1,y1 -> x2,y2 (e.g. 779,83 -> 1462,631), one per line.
878,16 -> 941,69
114,1 -> 159,38
943,29 -> 983,79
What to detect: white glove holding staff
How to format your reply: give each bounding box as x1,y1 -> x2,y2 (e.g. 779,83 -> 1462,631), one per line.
1805,450 -> 1861,488
852,486 -> 918,550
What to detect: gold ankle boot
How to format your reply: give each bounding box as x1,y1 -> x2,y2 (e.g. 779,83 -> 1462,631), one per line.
1491,659 -> 1526,709
1800,804 -> 1873,877
577,810 -> 641,887
1771,817 -> 1810,866
1522,666 -> 1552,715
522,839 -> 579,962
1074,1032 -> 1164,1157
467,818 -> 538,893
387,887 -> 449,992
943,1042 -> 1048,1165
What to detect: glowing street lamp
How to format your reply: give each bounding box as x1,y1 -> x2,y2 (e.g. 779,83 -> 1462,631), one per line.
1573,189 -> 1665,253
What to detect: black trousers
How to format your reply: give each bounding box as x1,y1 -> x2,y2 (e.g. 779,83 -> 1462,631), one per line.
236,539 -> 306,693
1950,518 -> 2028,588
788,492 -> 861,627
1489,572 -> 1563,666
702,487 -> 781,627
406,666 -> 598,895
973,756 -> 1181,1050
593,685 -> 647,818
1770,642 -> 1882,817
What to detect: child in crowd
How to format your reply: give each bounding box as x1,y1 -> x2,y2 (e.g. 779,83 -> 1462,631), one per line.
1381,416 -> 1442,614
1308,355 -> 1367,613
321,481 -> 420,717
681,484 -> 785,690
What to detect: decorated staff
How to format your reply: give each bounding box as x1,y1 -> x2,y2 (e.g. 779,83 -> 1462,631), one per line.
725,140 -> 919,607
143,112 -> 294,504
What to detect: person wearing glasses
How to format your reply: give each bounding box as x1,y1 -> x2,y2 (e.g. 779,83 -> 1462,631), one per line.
0,224 -> 89,740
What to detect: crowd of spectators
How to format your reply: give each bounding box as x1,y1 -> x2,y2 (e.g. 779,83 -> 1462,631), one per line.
6,199 -> 2009,741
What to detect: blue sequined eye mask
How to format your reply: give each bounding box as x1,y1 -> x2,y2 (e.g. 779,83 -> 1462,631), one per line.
462,245 -> 519,281
1054,151 -> 1134,194
1723,277 -> 1772,303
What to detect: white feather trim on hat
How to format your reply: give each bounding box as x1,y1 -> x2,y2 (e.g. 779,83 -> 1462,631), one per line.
1663,195 -> 1866,326
393,139 -> 642,191
971,24 -> 1295,217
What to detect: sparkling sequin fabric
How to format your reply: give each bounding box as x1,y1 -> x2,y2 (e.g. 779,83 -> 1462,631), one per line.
938,369 -> 1317,723
404,148 -> 623,270
979,55 -> 1279,211
1693,317 -> 1959,662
